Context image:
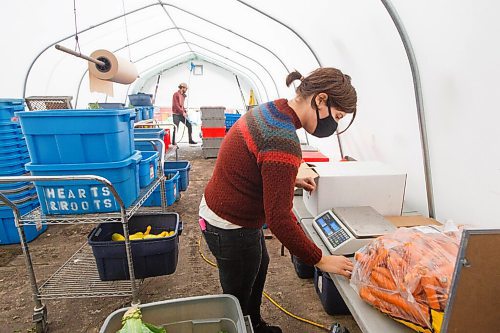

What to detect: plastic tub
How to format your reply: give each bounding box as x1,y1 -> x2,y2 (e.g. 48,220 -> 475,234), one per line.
88,212 -> 179,281
201,127 -> 226,138
225,113 -> 241,129
0,99 -> 24,122
202,147 -> 220,159
200,106 -> 226,119
291,254 -> 315,279
164,161 -> 190,191
134,108 -> 143,122
138,151 -> 159,188
99,294 -> 246,333
0,152 -> 30,171
0,196 -> 45,245
129,93 -> 153,106
0,120 -> 21,130
202,118 -> 226,128
202,137 -> 223,148
25,151 -> 142,215
16,108 -> 135,164
143,171 -> 180,207
0,145 -> 28,160
98,103 -> 125,109
313,268 -> 350,315
134,128 -> 166,152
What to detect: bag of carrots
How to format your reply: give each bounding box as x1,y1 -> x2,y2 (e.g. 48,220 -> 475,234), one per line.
350,226 -> 462,333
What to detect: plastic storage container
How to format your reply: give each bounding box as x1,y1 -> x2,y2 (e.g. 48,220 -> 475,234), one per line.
143,171 -> 180,207
225,113 -> 242,129
202,147 -> 220,159
200,106 -> 226,119
202,137 -> 224,148
201,127 -> 226,138
291,254 -> 315,279
16,108 -> 135,164
0,196 -> 45,245
99,294 -> 247,333
98,103 -> 125,109
0,99 -> 24,122
164,161 -> 190,191
129,93 -> 153,106
88,212 -> 180,281
134,128 -> 165,152
202,118 -> 226,128
25,151 -> 142,215
313,268 -> 350,315
138,151 -> 159,188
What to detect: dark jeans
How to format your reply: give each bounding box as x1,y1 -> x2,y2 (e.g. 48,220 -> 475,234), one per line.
202,221 -> 269,326
173,113 -> 193,143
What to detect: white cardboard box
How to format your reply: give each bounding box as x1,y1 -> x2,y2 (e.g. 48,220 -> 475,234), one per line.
301,161 -> 407,217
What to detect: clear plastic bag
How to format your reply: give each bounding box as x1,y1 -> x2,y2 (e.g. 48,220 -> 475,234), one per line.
350,226 -> 461,332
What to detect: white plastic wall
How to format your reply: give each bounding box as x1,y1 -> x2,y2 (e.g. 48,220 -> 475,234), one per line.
138,59 -> 254,111
0,0 -> 498,228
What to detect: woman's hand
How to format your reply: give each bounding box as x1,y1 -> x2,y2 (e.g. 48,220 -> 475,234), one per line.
295,177 -> 316,192
316,255 -> 354,278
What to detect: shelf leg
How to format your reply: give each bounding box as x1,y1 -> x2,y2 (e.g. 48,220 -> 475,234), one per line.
33,304 -> 48,333
121,215 -> 140,305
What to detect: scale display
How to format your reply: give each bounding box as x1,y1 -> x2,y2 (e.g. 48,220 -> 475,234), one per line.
315,212 -> 351,248
311,207 -> 394,255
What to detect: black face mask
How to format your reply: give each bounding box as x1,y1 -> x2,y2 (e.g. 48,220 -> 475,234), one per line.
312,100 -> 338,138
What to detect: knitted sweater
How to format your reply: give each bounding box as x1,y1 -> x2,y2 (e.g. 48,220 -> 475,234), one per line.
172,90 -> 185,115
204,99 -> 322,266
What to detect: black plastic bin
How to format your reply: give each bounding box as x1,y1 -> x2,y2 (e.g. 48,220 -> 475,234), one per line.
88,212 -> 180,281
291,254 -> 315,279
313,268 -> 350,315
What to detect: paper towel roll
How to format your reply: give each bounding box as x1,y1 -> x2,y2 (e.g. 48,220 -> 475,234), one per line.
88,49 -> 138,96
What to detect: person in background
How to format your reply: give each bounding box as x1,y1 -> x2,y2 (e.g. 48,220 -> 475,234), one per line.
199,67 -> 358,333
172,82 -> 197,144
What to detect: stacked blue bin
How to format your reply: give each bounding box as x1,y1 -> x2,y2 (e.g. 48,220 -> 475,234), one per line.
225,113 -> 241,132
134,106 -> 154,123
17,108 -> 141,215
134,128 -> 181,207
0,99 -> 46,245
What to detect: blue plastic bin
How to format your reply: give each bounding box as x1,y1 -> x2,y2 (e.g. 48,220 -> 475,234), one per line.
88,212 -> 179,280
313,268 -> 350,315
129,93 -> 153,106
164,161 -> 191,191
225,113 -> 241,130
134,108 -> 143,123
134,128 -> 165,151
0,146 -> 28,160
0,155 -> 30,173
291,254 -> 315,279
0,197 -> 46,245
138,151 -> 159,188
16,108 -> 135,164
143,171 -> 180,207
0,99 -> 24,122
0,121 -> 21,130
25,151 -> 142,215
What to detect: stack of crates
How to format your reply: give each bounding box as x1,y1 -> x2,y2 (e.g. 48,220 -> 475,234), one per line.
200,106 -> 226,159
134,106 -> 154,123
0,99 -> 46,245
16,108 -> 141,215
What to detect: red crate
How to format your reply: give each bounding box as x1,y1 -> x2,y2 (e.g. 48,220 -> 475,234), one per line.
201,127 -> 225,138
302,151 -> 329,162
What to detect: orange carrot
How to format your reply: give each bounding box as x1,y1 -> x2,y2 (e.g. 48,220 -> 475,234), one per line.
421,276 -> 442,310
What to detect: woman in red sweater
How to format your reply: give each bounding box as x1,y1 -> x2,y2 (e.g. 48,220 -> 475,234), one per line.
200,68 -> 357,333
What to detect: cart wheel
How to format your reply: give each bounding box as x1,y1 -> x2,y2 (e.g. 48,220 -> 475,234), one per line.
33,305 -> 48,333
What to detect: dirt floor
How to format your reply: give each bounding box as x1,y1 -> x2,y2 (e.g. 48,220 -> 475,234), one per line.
0,145 -> 362,333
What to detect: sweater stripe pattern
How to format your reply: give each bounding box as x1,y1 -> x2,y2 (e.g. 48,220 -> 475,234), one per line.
204,99 -> 322,265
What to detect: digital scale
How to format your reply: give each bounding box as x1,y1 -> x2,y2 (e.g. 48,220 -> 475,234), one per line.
312,206 -> 397,255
